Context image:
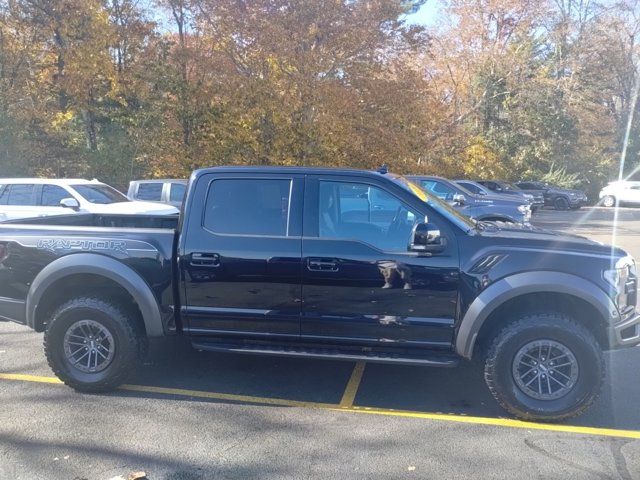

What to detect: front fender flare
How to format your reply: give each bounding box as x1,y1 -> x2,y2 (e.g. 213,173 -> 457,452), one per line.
455,271 -> 617,359
26,253 -> 164,336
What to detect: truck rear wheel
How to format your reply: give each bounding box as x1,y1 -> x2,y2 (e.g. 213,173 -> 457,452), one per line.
484,313 -> 604,421
44,297 -> 145,392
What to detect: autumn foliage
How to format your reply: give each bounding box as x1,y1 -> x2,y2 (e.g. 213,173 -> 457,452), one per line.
0,0 -> 638,195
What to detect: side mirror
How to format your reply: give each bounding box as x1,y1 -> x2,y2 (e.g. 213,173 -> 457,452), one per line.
59,197 -> 80,211
409,222 -> 446,254
453,193 -> 466,205
478,190 -> 488,195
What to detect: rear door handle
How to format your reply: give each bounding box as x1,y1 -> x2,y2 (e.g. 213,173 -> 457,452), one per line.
190,252 -> 220,267
307,257 -> 339,272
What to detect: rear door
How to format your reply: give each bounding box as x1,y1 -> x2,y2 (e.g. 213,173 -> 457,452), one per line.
180,173 -> 303,337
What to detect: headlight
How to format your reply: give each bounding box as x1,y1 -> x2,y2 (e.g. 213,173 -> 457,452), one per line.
517,204 -> 529,214
604,256 -> 636,311
524,194 -> 534,201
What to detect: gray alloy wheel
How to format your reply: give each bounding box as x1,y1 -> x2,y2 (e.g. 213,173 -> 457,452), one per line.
63,319 -> 116,373
511,339 -> 579,401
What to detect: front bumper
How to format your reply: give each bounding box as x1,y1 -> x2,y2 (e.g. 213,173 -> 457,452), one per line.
609,312 -> 640,348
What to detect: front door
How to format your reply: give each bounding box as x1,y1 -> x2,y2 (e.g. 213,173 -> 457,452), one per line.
181,173 -> 303,337
301,176 -> 459,348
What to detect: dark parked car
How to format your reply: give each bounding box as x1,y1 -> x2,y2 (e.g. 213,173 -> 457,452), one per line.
0,166 -> 638,421
127,179 -> 187,208
516,181 -> 588,210
409,176 -> 531,224
474,180 -> 545,211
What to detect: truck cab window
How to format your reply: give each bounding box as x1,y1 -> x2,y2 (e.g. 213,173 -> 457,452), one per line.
318,181 -> 419,252
204,178 -> 292,236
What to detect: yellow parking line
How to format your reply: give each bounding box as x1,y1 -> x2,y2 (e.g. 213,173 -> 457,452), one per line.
0,373 -> 63,384
338,407 -> 640,440
2,372 -> 640,440
119,383 -> 337,409
339,361 -> 366,408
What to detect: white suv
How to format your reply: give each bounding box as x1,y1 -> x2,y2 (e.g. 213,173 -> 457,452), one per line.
0,178 -> 179,221
599,180 -> 640,207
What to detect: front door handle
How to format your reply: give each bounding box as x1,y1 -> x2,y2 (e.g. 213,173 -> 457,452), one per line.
307,257 -> 339,272
190,252 -> 220,267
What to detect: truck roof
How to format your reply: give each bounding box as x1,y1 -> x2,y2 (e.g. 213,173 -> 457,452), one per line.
192,166 -> 390,178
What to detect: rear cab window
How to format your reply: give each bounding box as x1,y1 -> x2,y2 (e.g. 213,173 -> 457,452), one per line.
203,178 -> 293,236
135,183 -> 163,201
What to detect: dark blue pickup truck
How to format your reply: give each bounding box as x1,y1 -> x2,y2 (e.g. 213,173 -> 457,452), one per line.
0,167 -> 638,421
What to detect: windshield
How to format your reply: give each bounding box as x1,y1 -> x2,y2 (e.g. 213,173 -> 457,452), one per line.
502,182 -> 519,191
390,174 -> 476,231
71,184 -> 129,204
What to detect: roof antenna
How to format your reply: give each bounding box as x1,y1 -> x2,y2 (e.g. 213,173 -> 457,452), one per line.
377,164 -> 388,174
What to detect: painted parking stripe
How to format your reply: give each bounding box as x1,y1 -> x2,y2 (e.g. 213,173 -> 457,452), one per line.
1,372 -> 639,440
339,361 -> 366,408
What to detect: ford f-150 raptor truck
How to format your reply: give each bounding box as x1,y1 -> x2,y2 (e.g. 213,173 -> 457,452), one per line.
0,167 -> 638,421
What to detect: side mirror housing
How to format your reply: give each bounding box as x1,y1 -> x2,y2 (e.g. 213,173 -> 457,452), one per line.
60,197 -> 80,211
453,193 -> 466,205
409,222 -> 446,254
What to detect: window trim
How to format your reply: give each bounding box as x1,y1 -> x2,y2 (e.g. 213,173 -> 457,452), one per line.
201,176 -> 296,238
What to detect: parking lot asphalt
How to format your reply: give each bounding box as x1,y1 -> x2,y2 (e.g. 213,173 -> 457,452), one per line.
1,206 -> 640,480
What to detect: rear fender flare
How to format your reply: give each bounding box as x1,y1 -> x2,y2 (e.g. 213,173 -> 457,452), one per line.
26,253 -> 164,336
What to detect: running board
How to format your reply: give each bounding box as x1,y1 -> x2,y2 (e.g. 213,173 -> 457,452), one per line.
191,341 -> 460,367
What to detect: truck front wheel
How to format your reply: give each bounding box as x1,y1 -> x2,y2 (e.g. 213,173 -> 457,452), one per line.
484,313 -> 604,421
44,297 -> 145,392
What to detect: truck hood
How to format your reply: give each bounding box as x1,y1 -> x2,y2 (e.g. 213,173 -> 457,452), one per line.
476,221 -> 626,257
81,201 -> 179,215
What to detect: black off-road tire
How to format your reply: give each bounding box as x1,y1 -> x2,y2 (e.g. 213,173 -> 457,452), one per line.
44,297 -> 146,392
484,313 -> 604,421
554,197 -> 570,210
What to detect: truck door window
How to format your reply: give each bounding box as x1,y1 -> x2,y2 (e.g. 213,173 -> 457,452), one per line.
204,178 -> 292,236
319,181 -> 420,252
461,182 -> 481,194
419,180 -> 456,200
1,184 -> 35,206
40,185 -> 70,206
136,183 -> 163,201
